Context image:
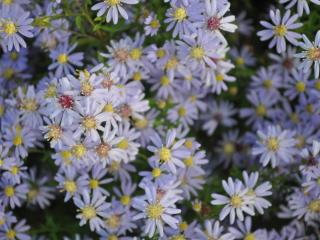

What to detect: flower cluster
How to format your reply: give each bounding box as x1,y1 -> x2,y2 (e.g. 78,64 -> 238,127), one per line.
0,0 -> 320,239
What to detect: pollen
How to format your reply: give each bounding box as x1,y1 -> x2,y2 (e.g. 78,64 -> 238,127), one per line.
150,19 -> 160,29
130,48 -> 142,60
6,229 -> 16,240
106,0 -> 120,6
4,186 -> 15,197
89,179 -> 99,189
256,104 -> 267,117
152,168 -> 162,178
160,75 -> 170,86
184,140 -> 193,149
244,233 -> 256,240
230,195 -> 243,207
174,7 -> 187,21
295,81 -> 306,93
216,74 -> 224,82
207,16 -> 221,31
266,137 -> 279,152
178,107 -> 187,117
134,118 -> 148,129
190,46 -> 205,59
3,21 -> 17,36
71,144 -> 87,158
274,25 -> 287,37
117,139 -> 129,149
263,79 -> 273,89
308,199 -> 320,213
103,103 -> 114,112
146,202 -> 164,219
61,150 -> 72,160
120,195 -> 131,205
159,147 -> 172,162
57,53 -> 68,64
81,81 -> 94,96
184,156 -> 193,166
64,180 -> 77,193
21,98 -> 39,112
13,134 -> 22,146
47,124 -> 62,141
82,206 -> 96,219
223,142 -> 235,155
82,116 -> 97,130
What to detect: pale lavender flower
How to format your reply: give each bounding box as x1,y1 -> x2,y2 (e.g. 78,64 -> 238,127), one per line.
197,219 -> 234,240
258,9 -> 302,53
144,13 -> 160,36
280,0 -> 320,16
0,219 -> 31,240
0,178 -> 28,209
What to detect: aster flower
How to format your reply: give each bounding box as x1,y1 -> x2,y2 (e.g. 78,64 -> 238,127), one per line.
144,13 -> 160,36
252,125 -> 297,168
49,42 -> 84,77
91,0 -> 139,24
257,9 -> 302,53
228,217 -> 260,240
196,219 -> 234,240
230,46 -> 256,67
236,11 -> 253,36
0,219 -> 31,240
296,30 -> 320,78
211,177 -> 255,224
280,0 -> 320,16
132,185 -> 181,237
0,178 -> 28,209
0,5 -> 34,52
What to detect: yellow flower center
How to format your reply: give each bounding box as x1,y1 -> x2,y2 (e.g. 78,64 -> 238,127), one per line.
244,233 -> 256,240
290,113 -> 299,124
308,199 -> 320,213
295,81 -> 306,93
159,147 -> 172,162
81,81 -> 94,96
160,75 -> 170,86
157,100 -> 167,109
171,235 -> 186,240
103,103 -> 114,112
174,7 -> 187,21
150,19 -> 160,29
57,53 -> 68,64
130,48 -> 142,60
13,134 -> 22,146
11,166 -> 19,175
71,144 -> 87,158
3,0 -> 13,5
6,229 -> 16,240
21,98 -> 38,112
82,116 -> 96,130
117,139 -> 129,149
146,203 -> 164,219
134,118 -> 148,129
307,47 -> 320,61
236,57 -> 244,65
314,80 -> 320,90
179,221 -> 188,231
61,150 -> 72,160
223,142 -> 235,155
152,168 -> 162,178
27,188 -> 39,201
3,21 -> 17,36
0,105 -> 4,117
178,107 -> 187,117
256,104 -> 266,117
156,49 -> 166,58
47,125 -> 62,141
184,156 -> 193,166
89,179 -> 99,189
267,137 -> 279,151
184,140 -> 193,149
4,186 -> 15,197
3,68 -> 14,79
96,143 -> 111,157
45,84 -> 57,98
82,206 -> 96,219
190,46 -> 205,59
165,57 -> 178,70
246,189 -> 256,197
263,79 -> 273,89
216,74 -> 224,82
64,180 -> 77,193
105,215 -> 121,229
274,25 -> 287,37
230,195 -> 243,207
193,201 -> 202,212
133,71 -> 142,81
306,104 -> 314,113
120,195 -> 131,205
295,135 -> 305,149
106,0 -> 120,6
108,235 -> 118,240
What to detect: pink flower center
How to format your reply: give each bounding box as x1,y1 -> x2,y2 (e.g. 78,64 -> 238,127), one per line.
207,16 -> 220,31
58,95 -> 74,109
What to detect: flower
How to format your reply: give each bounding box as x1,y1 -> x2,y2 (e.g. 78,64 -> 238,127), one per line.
0,219 -> 31,240
144,13 -> 160,36
91,0 -> 139,24
252,125 -> 297,168
258,9 -> 302,53
280,0 -> 320,16
132,185 -> 181,237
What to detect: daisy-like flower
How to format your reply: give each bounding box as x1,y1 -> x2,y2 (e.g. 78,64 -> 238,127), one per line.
49,42 -> 84,77
0,5 -> 34,52
211,177 -> 254,224
74,190 -> 110,232
252,125 -> 297,168
203,0 -> 237,42
147,129 -> 189,174
228,216 -> 260,240
280,0 -> 320,16
144,13 -> 160,36
236,11 -> 253,36
0,178 -> 28,209
0,219 -> 31,240
132,185 -> 181,238
257,9 -> 302,53
91,0 -> 139,24
196,219 -> 234,240
296,30 -> 320,78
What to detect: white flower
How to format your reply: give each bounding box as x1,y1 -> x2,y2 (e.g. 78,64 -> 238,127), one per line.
257,9 -> 302,53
